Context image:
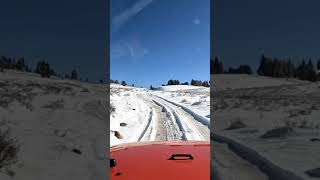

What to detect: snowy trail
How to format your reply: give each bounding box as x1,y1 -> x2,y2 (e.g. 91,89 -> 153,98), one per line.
144,93 -> 266,179
138,94 -> 210,142
152,94 -> 209,141
110,84 -> 210,145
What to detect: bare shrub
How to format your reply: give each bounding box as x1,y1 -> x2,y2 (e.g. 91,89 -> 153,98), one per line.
0,129 -> 19,171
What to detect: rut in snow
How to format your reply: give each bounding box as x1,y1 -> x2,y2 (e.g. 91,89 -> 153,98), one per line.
152,95 -> 209,141
139,94 -> 209,141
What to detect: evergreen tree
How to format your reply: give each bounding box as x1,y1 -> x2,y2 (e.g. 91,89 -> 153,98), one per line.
191,79 -> 195,86
307,59 -> 317,81
287,59 -> 295,78
257,54 -> 267,75
71,69 -> 78,80
202,81 -> 210,87
35,61 -> 51,78
213,56 -> 223,74
121,81 -> 127,86
15,57 -> 26,71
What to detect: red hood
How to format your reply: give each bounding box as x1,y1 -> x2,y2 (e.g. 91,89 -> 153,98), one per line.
110,141 -> 210,180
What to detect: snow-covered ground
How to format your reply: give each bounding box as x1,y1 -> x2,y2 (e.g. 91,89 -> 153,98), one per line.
212,74 -> 320,179
0,70 -> 107,179
110,84 -> 210,147
154,85 -> 210,120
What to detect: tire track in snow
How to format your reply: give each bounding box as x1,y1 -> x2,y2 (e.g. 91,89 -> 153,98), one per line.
152,99 -> 184,140
151,95 -> 209,141
135,94 -> 177,142
135,93 -> 209,142
155,95 -> 210,127
137,107 -> 154,141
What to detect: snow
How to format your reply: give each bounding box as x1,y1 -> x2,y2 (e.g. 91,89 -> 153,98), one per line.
154,85 -> 210,121
212,74 -> 306,91
159,85 -> 205,91
212,74 -> 320,179
110,84 -> 151,146
110,84 -> 210,146
0,70 -> 107,179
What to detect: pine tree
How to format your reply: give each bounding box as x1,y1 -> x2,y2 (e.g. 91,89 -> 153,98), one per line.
191,79 -> 194,86
71,69 -> 78,80
257,54 -> 267,75
35,61 -> 51,78
121,81 -> 127,86
213,56 -> 222,74
16,57 -> 26,71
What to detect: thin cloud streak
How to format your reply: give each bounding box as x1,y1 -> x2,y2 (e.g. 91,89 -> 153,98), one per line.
112,0 -> 153,32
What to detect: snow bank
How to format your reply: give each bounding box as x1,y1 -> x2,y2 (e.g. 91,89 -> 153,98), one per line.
159,85 -> 205,91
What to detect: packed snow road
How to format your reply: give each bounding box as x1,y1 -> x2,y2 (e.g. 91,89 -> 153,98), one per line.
110,84 -> 210,146
138,94 -> 210,142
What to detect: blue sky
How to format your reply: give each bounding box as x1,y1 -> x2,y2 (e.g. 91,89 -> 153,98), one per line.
0,0 -> 106,82
214,0 -> 320,71
110,0 -> 210,87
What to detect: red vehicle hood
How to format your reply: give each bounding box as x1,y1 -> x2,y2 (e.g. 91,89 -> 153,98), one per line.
110,141 -> 210,180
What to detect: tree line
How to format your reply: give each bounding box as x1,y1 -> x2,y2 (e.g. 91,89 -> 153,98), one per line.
210,57 -> 252,74
166,79 -> 210,87
211,55 -> 320,82
0,55 -> 84,81
110,78 -> 210,90
257,55 -> 319,82
110,79 -> 136,87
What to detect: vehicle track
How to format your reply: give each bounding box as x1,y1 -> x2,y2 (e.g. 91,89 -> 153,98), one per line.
153,95 -> 209,141
138,94 -> 182,141
136,93 -> 268,179
140,95 -> 210,141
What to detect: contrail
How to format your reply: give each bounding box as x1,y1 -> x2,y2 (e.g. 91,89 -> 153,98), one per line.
112,0 -> 153,32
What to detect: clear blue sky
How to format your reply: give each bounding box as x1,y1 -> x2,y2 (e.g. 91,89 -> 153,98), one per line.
110,0 -> 210,87
0,0 -> 106,82
213,0 -> 320,71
